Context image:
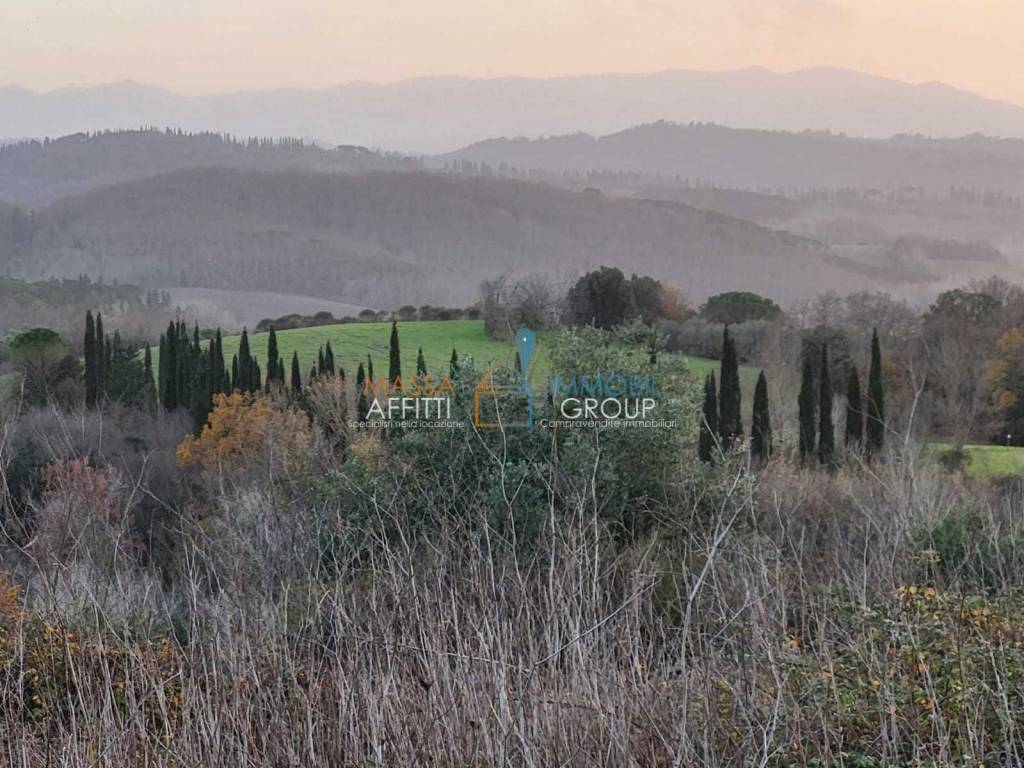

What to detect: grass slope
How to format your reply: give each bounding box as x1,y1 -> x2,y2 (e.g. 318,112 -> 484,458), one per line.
930,444 -> 1024,479
155,319 -> 761,409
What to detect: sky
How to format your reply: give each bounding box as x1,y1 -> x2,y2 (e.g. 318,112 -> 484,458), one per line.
2,0 -> 1023,105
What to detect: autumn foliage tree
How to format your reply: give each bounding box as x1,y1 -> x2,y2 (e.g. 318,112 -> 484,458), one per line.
177,392 -> 314,476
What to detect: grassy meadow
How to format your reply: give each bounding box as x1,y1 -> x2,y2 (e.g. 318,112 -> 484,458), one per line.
153,319 -> 760,398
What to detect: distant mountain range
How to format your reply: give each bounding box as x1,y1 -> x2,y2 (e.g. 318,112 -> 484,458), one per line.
6,67 -> 1024,153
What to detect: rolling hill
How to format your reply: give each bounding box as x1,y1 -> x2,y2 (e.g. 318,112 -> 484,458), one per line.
1,168 -> 861,308
441,121 -> 1024,198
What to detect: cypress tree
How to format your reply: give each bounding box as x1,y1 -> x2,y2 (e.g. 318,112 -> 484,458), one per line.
309,367 -> 318,385
818,344 -> 835,468
253,361 -> 262,393
866,329 -> 885,456
450,348 -> 459,377
367,354 -> 374,383
388,321 -> 401,386
103,332 -> 112,398
698,372 -> 719,463
845,366 -> 864,448
324,342 -> 336,377
417,347 -> 427,378
238,329 -> 253,392
231,355 -> 239,392
798,355 -> 817,464
162,321 -> 178,410
718,326 -> 743,448
356,362 -> 369,421
158,333 -> 168,406
317,346 -> 326,377
95,313 -> 106,399
143,344 -> 157,407
291,351 -> 302,394
266,327 -> 279,384
214,329 -> 227,394
277,358 -> 285,385
751,371 -> 772,462
84,310 -> 98,408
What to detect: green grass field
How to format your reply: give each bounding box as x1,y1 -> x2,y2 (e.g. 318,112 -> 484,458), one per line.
153,320 -> 759,399
930,444 -> 1024,479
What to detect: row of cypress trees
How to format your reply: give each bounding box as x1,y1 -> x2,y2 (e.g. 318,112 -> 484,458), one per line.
84,309 -> 157,408
799,328 -> 886,466
699,327 -> 774,463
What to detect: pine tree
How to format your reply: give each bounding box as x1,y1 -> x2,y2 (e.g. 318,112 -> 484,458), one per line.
751,371 -> 772,462
698,372 -> 719,463
718,326 -> 743,448
798,355 -> 817,464
291,351 -> 302,394
450,348 -> 459,377
84,310 -> 98,408
388,321 -> 401,386
356,362 -> 369,421
818,344 -> 835,468
866,328 -> 885,457
416,347 -> 427,378
845,366 -> 864,449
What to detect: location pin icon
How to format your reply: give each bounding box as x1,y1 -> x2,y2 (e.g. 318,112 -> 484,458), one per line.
516,327 -> 536,374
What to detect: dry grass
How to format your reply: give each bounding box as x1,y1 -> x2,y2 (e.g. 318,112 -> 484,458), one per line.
3,430 -> 1024,765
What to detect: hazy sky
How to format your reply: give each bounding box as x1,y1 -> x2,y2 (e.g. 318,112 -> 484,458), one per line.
3,0 -> 1024,104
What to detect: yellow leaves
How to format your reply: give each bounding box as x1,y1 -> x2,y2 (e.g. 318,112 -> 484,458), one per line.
0,571 -> 23,627
177,391 -> 314,475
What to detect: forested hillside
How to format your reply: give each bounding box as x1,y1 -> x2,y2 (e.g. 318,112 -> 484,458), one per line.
443,122 -> 1024,198
0,168 -> 862,307
0,129 -> 420,206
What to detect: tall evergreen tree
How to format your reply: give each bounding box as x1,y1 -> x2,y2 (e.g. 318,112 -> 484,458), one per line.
798,355 -> 817,464
158,333 -> 168,406
142,344 -> 156,406
698,372 -> 719,463
324,341 -> 336,377
277,358 -> 285,385
367,354 -> 374,383
84,310 -> 98,408
845,366 -> 864,448
95,313 -> 106,399
266,327 -> 279,385
356,362 -> 369,421
214,329 -> 227,394
388,321 -> 401,386
317,346 -> 326,378
162,321 -> 178,410
231,354 -> 239,392
238,328 -> 252,393
291,351 -> 302,394
417,347 -> 427,378
866,328 -> 886,456
450,348 -> 459,377
718,326 -> 743,447
818,344 -> 836,468
751,371 -> 773,462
